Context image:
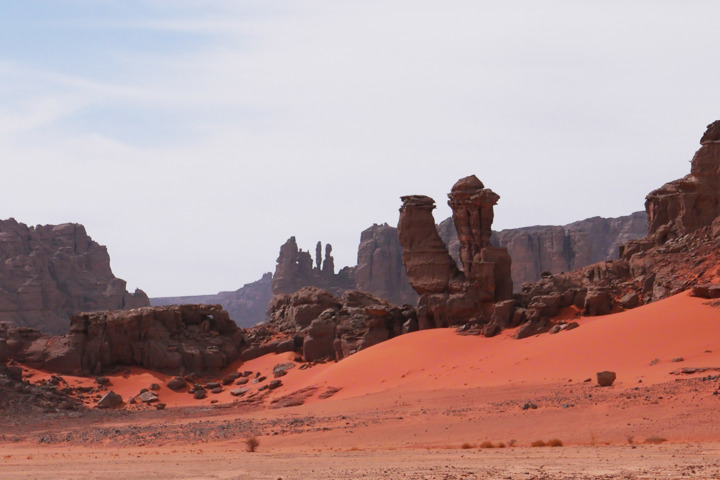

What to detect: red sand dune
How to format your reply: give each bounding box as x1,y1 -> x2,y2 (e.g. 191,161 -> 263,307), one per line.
20,291 -> 720,411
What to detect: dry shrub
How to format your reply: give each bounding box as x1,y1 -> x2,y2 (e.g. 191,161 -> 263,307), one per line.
626,435 -> 634,445
530,440 -> 546,447
461,443 -> 474,449
245,436 -> 260,452
479,441 -> 495,449
496,442 -> 506,448
507,439 -> 517,447
547,438 -> 563,447
645,436 -> 667,444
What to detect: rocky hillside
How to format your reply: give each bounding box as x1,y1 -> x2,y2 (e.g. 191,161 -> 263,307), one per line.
438,212 -> 648,289
0,219 -> 149,335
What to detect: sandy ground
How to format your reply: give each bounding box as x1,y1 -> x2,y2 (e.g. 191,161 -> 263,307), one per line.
3,292 -> 720,478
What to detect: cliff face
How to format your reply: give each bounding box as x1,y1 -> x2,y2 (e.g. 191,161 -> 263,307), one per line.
151,273 -> 274,328
437,212 -> 647,289
354,224 -> 418,306
0,219 -> 149,335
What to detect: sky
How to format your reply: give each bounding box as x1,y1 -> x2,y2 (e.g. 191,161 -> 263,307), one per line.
1,1 -> 719,297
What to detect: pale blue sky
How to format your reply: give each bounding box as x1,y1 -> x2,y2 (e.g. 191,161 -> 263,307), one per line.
1,1 -> 719,296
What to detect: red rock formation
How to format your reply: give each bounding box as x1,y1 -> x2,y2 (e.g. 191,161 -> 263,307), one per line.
398,176 -> 513,329
438,213 -> 647,289
645,120 -> 720,242
265,286 -> 415,362
514,120 -> 720,331
0,219 -> 149,334
271,237 -> 354,296
354,223 -> 418,306
1,304 -> 242,375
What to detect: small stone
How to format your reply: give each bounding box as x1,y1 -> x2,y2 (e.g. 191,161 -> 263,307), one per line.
194,390 -> 206,400
95,376 -> 110,386
230,388 -> 249,397
268,380 -> 282,390
136,391 -> 159,403
210,387 -> 222,394
671,357 -> 684,363
235,378 -> 249,385
149,383 -> 160,391
253,376 -> 267,384
205,381 -> 221,389
155,403 -> 166,410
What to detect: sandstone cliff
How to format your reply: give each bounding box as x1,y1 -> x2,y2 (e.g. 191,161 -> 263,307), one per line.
438,212 -> 647,289
354,223 -> 418,306
0,219 -> 149,335
1,304 -> 242,375
151,273 -> 273,328
514,120 -> 720,335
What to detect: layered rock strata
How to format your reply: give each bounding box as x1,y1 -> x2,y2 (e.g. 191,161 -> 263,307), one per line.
0,219 -> 149,334
398,176 -> 513,329
439,212 -> 647,289
1,304 -> 242,375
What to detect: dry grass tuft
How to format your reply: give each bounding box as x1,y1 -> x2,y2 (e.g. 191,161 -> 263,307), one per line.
479,441 -> 495,449
507,439 -> 517,447
530,440 -> 546,447
645,436 -> 667,444
546,438 -> 563,447
245,436 -> 260,452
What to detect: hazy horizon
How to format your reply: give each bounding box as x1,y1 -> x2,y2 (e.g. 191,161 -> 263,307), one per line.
1,1 -> 718,296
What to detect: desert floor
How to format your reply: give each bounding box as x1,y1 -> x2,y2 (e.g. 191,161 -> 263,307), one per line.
3,292 -> 720,479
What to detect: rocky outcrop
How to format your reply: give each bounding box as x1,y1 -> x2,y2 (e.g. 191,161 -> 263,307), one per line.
438,212 -> 647,289
1,304 -> 243,375
151,273 -> 274,328
644,120 -> 720,243
516,120 -> 720,328
354,223 -> 418,306
264,286 -> 416,362
271,237 -> 355,296
0,219 -> 149,335
398,176 -> 513,329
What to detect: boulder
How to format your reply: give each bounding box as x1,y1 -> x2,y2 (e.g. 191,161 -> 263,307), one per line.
97,391 -> 123,408
166,377 -> 186,391
597,371 -> 616,387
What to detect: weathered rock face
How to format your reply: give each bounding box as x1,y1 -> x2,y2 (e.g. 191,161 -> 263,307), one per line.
645,120 -> 720,243
398,176 -> 513,329
271,237 -> 355,296
438,212 -> 647,290
515,120 -> 720,329
354,223 -> 418,306
264,286 -> 416,362
1,305 -> 242,375
151,273 -> 274,328
0,219 -> 149,335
